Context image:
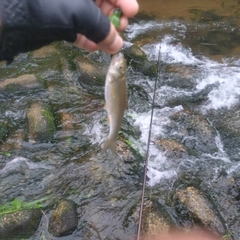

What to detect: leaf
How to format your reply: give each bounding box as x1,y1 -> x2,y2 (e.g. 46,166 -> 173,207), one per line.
12,198 -> 22,209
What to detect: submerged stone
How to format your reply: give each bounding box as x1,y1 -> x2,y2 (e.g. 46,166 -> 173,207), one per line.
176,186 -> 226,235
1,129 -> 24,151
141,200 -> 170,239
170,109 -> 218,156
0,119 -> 16,144
155,138 -> 187,159
0,74 -> 42,90
0,209 -> 42,239
76,56 -> 107,87
27,102 -> 55,142
48,199 -> 78,237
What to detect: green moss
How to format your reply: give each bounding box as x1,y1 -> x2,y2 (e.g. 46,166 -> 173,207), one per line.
42,107 -> 55,134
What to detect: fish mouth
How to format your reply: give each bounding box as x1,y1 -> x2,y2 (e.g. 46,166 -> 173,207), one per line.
111,52 -> 124,62
111,52 -> 125,68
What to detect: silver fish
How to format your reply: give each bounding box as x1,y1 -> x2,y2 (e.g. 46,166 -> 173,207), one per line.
102,52 -> 128,153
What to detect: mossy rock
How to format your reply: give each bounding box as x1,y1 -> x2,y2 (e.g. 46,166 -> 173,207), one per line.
123,45 -> 157,77
27,102 -> 55,142
0,119 -> 16,143
123,44 -> 148,61
48,199 -> 78,237
0,74 -> 43,92
0,209 -> 42,239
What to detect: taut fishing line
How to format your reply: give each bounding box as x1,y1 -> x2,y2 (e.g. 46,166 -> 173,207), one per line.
136,43 -> 161,240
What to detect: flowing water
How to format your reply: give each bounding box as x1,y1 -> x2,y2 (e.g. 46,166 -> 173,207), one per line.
1,1 -> 240,239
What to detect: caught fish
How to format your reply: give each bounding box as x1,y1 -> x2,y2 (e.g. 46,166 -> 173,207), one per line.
102,52 -> 128,153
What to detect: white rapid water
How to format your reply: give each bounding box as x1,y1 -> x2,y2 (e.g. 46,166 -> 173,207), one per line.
83,20 -> 240,186
127,21 -> 240,185
140,34 -> 240,112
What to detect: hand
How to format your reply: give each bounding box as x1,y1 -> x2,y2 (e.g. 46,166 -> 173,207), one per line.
0,0 -> 139,63
74,0 -> 139,54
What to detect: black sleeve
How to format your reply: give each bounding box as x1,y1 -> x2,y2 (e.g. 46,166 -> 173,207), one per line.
0,0 -> 110,63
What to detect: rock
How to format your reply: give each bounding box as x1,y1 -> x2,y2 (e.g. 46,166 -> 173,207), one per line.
27,102 -> 55,142
142,212 -> 170,239
48,199 -> 78,237
123,44 -> 157,77
31,44 -> 58,58
0,120 -> 10,142
124,44 -> 148,61
0,74 -> 42,90
76,56 -> 107,87
165,64 -> 197,89
176,186 -> 225,235
155,138 -> 187,159
0,119 -> 16,143
1,129 -> 24,151
141,200 -> 170,239
0,209 -> 42,239
211,107 -> 240,161
170,109 -> 218,156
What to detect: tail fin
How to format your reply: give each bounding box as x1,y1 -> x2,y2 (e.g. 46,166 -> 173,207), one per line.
101,138 -> 117,153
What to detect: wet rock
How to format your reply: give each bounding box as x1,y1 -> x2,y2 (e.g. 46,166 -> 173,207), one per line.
31,44 -> 58,58
123,44 -> 157,77
0,209 -> 42,239
165,64 -> 197,89
170,109 -> 218,156
124,44 -> 148,61
0,74 -> 42,90
208,176 -> 240,240
141,200 -> 170,239
155,138 -> 187,159
176,186 -> 225,235
0,119 -> 16,144
48,199 -> 78,237
142,212 -> 170,239
76,56 -> 107,87
0,120 -> 10,142
1,129 -> 24,151
211,106 -> 240,161
27,102 -> 55,142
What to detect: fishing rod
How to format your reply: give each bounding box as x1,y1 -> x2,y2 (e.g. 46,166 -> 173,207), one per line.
136,44 -> 161,240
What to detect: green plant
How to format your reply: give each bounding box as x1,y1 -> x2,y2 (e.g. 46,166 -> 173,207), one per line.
222,232 -> 232,240
0,151 -> 11,157
0,197 -> 51,218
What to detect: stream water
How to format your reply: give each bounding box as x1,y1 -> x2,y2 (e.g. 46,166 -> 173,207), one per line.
1,1 -> 240,239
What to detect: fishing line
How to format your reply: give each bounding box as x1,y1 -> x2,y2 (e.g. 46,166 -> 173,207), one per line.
136,43 -> 161,240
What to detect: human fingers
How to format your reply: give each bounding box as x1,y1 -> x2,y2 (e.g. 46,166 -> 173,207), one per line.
112,0 -> 139,17
74,34 -> 99,52
96,0 -> 139,18
96,23 -> 123,54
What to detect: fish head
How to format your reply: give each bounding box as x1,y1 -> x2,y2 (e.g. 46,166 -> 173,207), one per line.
109,52 -> 126,79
